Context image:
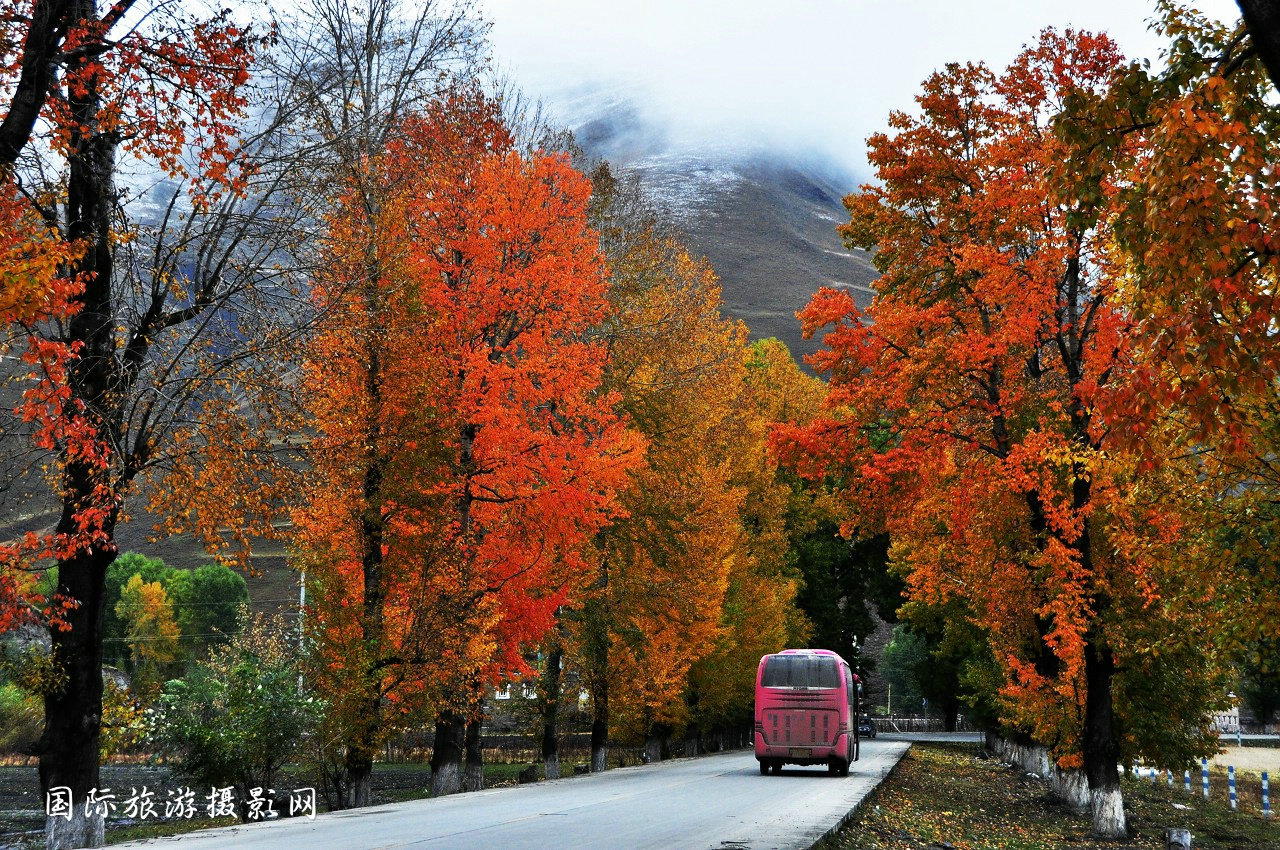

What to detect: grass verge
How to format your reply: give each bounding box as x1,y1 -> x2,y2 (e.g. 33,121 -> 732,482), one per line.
818,743 -> 1280,849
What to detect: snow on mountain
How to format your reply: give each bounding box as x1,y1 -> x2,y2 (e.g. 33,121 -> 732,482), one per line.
549,84 -> 879,361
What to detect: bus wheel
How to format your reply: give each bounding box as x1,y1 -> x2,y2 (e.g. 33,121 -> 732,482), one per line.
770,761 -> 782,775
758,761 -> 769,776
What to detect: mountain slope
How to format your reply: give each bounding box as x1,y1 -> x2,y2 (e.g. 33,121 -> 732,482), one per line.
564,88 -> 879,360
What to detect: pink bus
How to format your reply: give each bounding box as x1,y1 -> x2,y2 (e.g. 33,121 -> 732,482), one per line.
754,648 -> 860,776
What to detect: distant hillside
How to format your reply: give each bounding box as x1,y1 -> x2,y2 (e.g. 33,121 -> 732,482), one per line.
562,87 -> 879,361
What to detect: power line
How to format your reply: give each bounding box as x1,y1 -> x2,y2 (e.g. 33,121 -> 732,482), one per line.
102,633 -> 242,642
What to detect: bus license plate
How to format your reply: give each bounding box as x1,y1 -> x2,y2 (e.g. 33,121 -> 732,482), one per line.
789,747 -> 812,757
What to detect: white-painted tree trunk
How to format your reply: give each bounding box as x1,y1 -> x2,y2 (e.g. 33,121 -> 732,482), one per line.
1048,767 -> 1090,813
990,737 -> 1088,813
430,762 -> 461,797
544,753 -> 560,781
47,808 -> 104,850
1090,786 -> 1127,837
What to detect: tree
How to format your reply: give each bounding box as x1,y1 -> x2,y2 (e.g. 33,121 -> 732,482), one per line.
885,602 -> 991,731
790,528 -> 891,672
1073,7 -> 1280,661
775,29 -> 1238,836
180,565 -> 249,653
223,0 -> 485,809
0,3 -> 265,844
578,181 -> 750,763
686,339 -> 817,746
297,89 -> 640,803
99,554 -> 169,668
114,575 -> 180,698
1238,638 -> 1280,730
77,555 -> 247,668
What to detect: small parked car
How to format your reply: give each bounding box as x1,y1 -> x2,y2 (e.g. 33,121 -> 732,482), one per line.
857,715 -> 877,739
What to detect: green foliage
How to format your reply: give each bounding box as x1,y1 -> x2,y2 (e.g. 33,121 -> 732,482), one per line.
182,564 -> 249,651
79,554 -> 250,668
155,611 -> 322,819
880,626 -> 927,714
0,643 -> 63,755
790,525 -> 896,671
0,681 -> 42,753
100,678 -> 150,759
1115,637 -> 1231,771
895,599 -> 998,731
0,642 -> 65,697
1239,637 -> 1280,728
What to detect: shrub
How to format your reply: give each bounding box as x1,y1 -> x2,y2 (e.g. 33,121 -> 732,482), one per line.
155,611 -> 322,819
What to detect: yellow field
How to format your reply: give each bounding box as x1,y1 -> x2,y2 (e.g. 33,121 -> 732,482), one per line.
1210,746 -> 1280,777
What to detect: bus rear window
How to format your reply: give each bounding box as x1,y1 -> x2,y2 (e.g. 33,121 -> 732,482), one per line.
761,655 -> 840,689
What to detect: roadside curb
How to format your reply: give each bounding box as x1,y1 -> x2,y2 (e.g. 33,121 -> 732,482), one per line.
807,742 -> 912,848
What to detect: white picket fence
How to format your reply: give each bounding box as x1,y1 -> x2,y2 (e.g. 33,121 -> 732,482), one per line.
873,715 -> 975,733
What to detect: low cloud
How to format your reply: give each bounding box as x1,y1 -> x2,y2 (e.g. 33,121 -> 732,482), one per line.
481,0 -> 1240,179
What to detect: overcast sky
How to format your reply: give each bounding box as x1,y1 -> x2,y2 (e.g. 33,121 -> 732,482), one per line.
479,0 -> 1241,178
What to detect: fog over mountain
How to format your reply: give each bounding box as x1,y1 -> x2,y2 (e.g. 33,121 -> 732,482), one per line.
556,84 -> 877,361
488,1 -> 1239,358
482,0 -> 1240,177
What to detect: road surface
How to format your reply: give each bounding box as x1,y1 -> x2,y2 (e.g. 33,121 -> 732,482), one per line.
116,740 -> 910,850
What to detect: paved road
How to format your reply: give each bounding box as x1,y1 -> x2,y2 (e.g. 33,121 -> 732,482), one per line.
116,741 -> 909,850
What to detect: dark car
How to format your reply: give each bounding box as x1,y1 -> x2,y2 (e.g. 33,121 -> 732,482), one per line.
857,715 -> 877,739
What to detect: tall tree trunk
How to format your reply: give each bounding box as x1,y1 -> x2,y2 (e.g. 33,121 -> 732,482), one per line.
540,641 -> 563,780
1067,474 -> 1125,838
1083,639 -> 1126,837
644,722 -> 669,764
590,677 -> 609,773
40,534 -> 116,850
40,5 -> 120,845
463,711 -> 484,792
582,592 -> 611,774
344,748 -> 373,808
342,450 -> 384,809
683,722 -> 699,757
943,695 -> 960,732
430,710 -> 466,796
341,234 -> 388,810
